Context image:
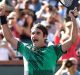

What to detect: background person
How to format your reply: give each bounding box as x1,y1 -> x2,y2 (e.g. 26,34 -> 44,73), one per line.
55,57 -> 80,75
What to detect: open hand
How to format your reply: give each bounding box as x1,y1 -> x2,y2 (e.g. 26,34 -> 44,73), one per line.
69,7 -> 78,18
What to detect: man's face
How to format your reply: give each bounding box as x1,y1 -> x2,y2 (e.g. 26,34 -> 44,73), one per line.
31,28 -> 46,48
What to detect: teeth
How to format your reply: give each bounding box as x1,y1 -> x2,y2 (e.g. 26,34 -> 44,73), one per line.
33,39 -> 38,42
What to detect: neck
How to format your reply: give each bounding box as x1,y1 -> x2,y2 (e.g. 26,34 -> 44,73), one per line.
34,43 -> 46,49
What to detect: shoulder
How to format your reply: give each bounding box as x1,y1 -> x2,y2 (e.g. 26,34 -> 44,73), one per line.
17,41 -> 32,50
47,42 -> 62,51
18,41 -> 32,46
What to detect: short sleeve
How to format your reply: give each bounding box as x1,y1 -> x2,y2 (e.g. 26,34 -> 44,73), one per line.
54,44 -> 63,59
17,41 -> 32,60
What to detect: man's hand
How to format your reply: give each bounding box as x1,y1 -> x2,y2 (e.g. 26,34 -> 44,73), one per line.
69,7 -> 78,18
0,0 -> 6,16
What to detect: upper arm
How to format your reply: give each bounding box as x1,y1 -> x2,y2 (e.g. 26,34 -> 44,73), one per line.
54,45 -> 63,59
9,37 -> 18,50
61,37 -> 72,52
69,10 -> 78,43
17,42 -> 33,60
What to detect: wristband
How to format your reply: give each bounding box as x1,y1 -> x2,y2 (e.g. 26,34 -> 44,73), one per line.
0,15 -> 7,25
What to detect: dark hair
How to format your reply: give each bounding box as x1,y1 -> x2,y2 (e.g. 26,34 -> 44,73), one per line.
32,23 -> 48,36
23,10 -> 37,28
25,0 -> 31,4
27,10 -> 37,22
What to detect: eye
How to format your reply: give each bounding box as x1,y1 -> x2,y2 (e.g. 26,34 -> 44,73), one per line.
31,32 -> 35,35
36,31 -> 40,35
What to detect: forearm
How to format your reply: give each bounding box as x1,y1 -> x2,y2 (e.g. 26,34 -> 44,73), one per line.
61,10 -> 78,52
2,24 -> 18,49
70,16 -> 78,43
1,15 -> 18,49
69,8 -> 78,43
2,24 -> 13,42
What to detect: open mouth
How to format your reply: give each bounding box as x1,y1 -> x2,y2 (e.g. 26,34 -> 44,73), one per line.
33,39 -> 38,43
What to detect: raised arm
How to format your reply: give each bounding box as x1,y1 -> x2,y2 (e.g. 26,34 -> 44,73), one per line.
61,9 -> 78,52
0,3 -> 18,49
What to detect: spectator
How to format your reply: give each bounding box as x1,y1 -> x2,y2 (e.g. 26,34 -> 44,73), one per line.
36,2 -> 53,20
0,31 -> 16,61
24,0 -> 31,14
55,57 -> 80,75
15,0 -> 26,10
29,0 -> 42,12
39,0 -> 58,7
57,2 -> 67,20
7,11 -> 20,39
15,0 -> 26,18
16,10 -> 36,43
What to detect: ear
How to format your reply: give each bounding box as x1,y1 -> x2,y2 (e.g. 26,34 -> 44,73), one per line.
44,35 -> 47,40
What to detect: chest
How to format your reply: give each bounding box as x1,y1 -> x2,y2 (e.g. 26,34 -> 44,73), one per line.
28,47 -> 57,70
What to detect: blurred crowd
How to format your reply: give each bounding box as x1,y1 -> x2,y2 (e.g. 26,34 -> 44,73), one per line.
0,0 -> 80,74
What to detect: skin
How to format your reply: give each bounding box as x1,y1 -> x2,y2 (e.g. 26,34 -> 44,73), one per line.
0,2 -> 78,53
31,28 -> 46,48
55,58 -> 78,75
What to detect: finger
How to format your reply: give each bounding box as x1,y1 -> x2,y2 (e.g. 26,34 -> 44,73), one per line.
73,7 -> 77,11
69,10 -> 73,16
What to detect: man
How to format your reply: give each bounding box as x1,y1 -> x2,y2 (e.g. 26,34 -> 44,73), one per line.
0,2 -> 78,75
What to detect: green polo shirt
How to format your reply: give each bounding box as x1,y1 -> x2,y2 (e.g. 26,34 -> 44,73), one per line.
17,41 -> 63,75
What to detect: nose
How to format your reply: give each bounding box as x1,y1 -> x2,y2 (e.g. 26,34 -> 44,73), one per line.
31,33 -> 38,39
33,33 -> 37,37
